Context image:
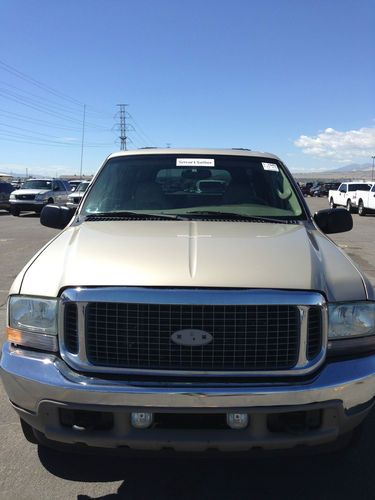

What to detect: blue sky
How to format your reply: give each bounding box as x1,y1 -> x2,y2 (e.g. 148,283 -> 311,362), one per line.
0,0 -> 374,176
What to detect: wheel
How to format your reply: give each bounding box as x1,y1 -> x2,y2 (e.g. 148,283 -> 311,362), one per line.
10,206 -> 20,216
329,198 -> 336,209
47,198 -> 54,204
358,200 -> 366,216
346,199 -> 352,212
20,418 -> 39,445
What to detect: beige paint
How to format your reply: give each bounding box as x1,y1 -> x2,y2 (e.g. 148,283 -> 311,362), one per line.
16,220 -> 366,302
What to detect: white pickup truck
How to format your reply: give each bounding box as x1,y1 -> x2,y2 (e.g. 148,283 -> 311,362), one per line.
355,183 -> 375,216
328,182 -> 373,212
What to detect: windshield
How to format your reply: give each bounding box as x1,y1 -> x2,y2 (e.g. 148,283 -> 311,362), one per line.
81,155 -> 305,219
76,182 -> 90,193
22,180 -> 52,190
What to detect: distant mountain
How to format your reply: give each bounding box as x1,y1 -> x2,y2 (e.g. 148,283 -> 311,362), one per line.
333,163 -> 372,172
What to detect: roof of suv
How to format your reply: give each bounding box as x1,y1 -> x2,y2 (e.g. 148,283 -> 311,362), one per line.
107,148 -> 281,161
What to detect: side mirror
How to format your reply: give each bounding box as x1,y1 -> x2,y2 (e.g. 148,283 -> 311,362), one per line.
40,204 -> 75,229
314,208 -> 353,234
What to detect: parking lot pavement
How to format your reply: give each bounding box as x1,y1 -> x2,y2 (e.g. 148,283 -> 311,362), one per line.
1,202 -> 375,499
307,197 -> 375,287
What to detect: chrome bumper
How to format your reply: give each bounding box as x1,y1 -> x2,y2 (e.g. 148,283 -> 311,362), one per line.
2,342 -> 375,413
10,200 -> 46,211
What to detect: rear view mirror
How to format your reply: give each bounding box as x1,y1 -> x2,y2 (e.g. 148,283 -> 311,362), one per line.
40,204 -> 75,229
313,208 -> 353,234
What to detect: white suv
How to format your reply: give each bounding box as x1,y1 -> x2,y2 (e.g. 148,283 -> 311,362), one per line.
9,178 -> 71,216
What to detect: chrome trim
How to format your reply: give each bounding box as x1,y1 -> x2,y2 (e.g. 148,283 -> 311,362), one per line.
60,287 -> 326,306
297,306 -> 309,367
2,343 -> 375,412
58,287 -> 327,377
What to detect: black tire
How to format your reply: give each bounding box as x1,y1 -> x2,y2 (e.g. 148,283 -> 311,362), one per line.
358,200 -> 366,217
47,198 -> 54,204
20,418 -> 39,445
346,199 -> 352,212
10,206 -> 20,216
329,198 -> 336,209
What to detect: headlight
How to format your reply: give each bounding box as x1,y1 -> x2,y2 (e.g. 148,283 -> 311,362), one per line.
7,296 -> 58,351
328,302 -> 375,339
9,193 -> 15,200
35,193 -> 47,201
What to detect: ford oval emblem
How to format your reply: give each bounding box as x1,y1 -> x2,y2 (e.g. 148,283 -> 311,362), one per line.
171,329 -> 213,347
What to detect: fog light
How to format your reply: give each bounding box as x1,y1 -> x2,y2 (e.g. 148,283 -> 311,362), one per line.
227,412 -> 249,429
131,412 -> 154,429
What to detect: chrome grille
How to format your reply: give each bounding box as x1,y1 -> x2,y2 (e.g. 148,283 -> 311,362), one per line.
60,288 -> 326,376
15,194 -> 35,200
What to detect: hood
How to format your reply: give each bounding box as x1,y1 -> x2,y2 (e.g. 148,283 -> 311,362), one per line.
19,220 -> 367,302
68,192 -> 84,199
12,188 -> 50,196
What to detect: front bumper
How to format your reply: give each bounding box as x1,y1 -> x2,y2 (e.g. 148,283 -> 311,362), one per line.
2,342 -> 375,450
10,200 -> 46,211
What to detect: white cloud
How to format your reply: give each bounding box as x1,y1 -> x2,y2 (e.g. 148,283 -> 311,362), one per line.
294,127 -> 375,163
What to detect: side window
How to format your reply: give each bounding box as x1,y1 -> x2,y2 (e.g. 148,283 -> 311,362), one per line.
372,185 -> 375,193
339,184 -> 347,193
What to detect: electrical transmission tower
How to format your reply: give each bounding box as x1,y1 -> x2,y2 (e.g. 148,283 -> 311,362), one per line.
117,104 -> 128,150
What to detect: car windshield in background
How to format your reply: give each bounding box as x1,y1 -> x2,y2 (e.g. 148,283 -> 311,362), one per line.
22,180 -> 52,190
81,155 -> 305,220
76,182 -> 90,193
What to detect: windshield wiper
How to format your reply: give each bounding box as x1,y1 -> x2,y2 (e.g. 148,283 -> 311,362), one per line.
185,211 -> 291,224
85,211 -> 184,221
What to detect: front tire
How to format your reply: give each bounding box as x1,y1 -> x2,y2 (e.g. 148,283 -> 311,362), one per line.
10,206 -> 20,216
358,200 -> 366,216
346,199 -> 352,212
329,198 -> 336,209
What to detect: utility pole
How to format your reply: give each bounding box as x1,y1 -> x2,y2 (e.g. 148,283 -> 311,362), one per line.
117,104 -> 128,150
80,104 -> 86,178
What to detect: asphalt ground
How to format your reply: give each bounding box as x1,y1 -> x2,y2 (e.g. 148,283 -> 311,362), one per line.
1,198 -> 375,499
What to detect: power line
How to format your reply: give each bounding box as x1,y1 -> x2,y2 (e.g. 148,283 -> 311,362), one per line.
127,112 -> 156,146
0,88 -> 109,130
0,107 -> 82,131
0,58 -> 84,106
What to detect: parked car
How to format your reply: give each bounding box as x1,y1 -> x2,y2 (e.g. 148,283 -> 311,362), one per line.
328,181 -> 373,212
9,178 -> 71,216
355,183 -> 375,216
2,148 -> 375,453
68,179 -> 85,192
0,181 -> 14,212
66,180 -> 90,208
312,182 -> 340,198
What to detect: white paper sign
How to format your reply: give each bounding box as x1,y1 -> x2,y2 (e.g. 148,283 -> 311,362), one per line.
262,162 -> 279,172
176,158 -> 215,167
